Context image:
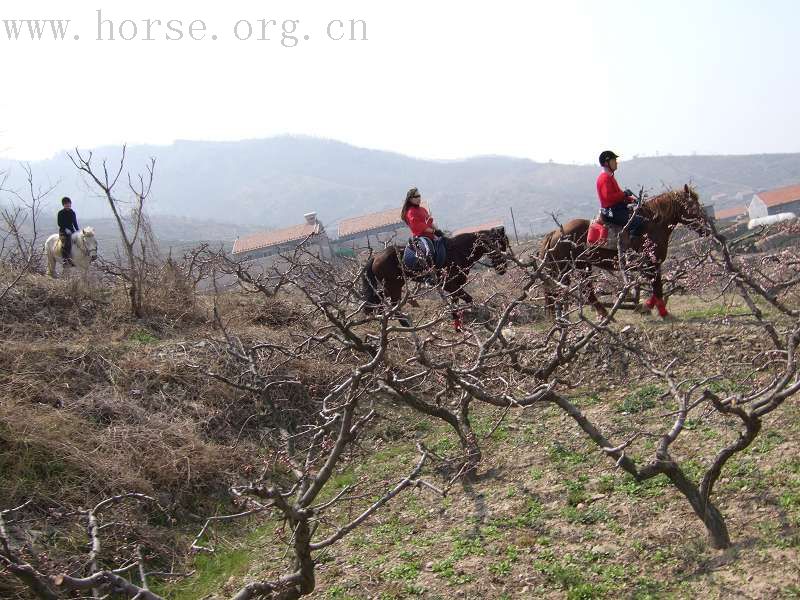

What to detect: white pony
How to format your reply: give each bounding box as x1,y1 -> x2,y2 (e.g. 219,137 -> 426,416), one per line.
45,227 -> 98,277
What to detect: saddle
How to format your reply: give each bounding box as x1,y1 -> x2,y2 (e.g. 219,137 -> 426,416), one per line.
58,232 -> 74,259
587,213 -> 624,250
402,236 -> 446,272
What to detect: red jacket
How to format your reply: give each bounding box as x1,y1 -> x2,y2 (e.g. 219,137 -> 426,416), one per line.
596,171 -> 633,209
405,205 -> 435,239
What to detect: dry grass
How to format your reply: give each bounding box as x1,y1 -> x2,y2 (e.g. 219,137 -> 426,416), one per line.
0,268 -> 267,599
2,246 -> 799,599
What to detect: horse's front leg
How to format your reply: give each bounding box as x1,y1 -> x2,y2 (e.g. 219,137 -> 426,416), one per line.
586,284 -> 609,320
643,263 -> 669,318
47,252 -> 56,278
387,280 -> 412,327
443,273 -> 470,331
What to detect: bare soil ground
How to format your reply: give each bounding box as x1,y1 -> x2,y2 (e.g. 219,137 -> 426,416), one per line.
2,274 -> 799,600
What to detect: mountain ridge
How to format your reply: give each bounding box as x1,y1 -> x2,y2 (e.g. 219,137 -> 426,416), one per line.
2,136 -> 799,238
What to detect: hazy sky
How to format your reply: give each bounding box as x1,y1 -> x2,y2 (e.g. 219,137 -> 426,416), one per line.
0,0 -> 796,163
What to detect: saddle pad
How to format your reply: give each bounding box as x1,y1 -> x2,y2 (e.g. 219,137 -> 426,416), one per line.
403,237 -> 446,271
403,244 -> 428,271
587,220 -> 620,251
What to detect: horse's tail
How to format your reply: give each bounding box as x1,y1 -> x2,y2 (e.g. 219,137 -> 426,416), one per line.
538,230 -> 560,317
539,230 -> 558,268
361,257 -> 382,309
45,235 -> 57,277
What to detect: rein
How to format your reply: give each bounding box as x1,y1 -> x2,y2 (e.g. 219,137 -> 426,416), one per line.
467,233 -> 507,272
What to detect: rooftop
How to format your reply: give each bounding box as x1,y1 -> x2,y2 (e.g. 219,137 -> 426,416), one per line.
451,220 -> 505,236
755,183 -> 800,208
713,205 -> 747,220
232,221 -> 322,255
337,207 -> 404,238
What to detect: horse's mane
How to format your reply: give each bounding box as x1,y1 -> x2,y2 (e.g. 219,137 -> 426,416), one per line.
639,187 -> 698,223
449,227 -> 504,249
82,226 -> 95,236
447,228 -> 506,260
450,231 -> 478,244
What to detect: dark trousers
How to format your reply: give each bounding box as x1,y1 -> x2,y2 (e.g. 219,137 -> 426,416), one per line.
600,203 -> 645,236
59,229 -> 72,259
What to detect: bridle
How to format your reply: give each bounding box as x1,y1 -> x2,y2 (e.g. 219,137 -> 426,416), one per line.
678,190 -> 712,236
75,232 -> 98,261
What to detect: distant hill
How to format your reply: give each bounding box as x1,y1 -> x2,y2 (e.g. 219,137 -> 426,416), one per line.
2,137 -> 799,240
0,210 -> 263,258
80,216 -> 265,256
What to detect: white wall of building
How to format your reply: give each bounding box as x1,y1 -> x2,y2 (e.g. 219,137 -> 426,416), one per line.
748,195 -> 768,220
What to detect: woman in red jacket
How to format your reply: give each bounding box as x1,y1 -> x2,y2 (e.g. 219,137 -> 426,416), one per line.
400,187 -> 445,273
401,187 -> 440,239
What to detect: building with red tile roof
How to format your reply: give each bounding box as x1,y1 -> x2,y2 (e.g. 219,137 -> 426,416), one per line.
232,213 -> 329,260
712,205 -> 747,221
451,219 -> 505,236
335,204 -> 432,249
337,207 -> 405,241
754,183 -> 800,209
749,183 -> 800,220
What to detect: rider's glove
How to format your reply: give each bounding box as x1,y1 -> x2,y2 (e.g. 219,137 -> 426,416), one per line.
434,229 -> 444,237
624,189 -> 634,198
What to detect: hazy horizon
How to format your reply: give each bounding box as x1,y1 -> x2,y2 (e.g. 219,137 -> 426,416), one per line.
3,133 -> 800,167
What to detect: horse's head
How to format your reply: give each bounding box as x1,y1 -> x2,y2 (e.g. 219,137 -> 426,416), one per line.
80,227 -> 98,262
476,226 -> 509,275
677,184 -> 713,237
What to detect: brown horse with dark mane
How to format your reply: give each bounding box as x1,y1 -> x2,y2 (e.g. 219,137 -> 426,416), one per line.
539,184 -> 711,318
361,227 -> 509,328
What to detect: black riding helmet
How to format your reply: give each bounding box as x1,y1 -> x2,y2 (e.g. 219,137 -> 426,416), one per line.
598,150 -> 619,166
406,187 -> 420,201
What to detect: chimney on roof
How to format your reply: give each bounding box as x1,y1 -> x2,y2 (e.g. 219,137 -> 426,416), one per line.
304,212 -> 318,225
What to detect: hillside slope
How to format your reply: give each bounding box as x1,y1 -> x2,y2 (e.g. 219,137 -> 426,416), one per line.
2,138 -> 799,237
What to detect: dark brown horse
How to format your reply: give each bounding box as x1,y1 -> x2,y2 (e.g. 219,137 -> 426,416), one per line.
539,184 -> 711,318
361,227 -> 509,328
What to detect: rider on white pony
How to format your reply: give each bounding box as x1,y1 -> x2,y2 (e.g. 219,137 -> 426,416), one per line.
57,196 -> 80,266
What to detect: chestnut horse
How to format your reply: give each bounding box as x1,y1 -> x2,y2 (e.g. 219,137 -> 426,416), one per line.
539,185 -> 711,318
361,227 -> 509,328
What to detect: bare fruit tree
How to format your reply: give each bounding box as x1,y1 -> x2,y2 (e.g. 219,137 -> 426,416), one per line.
500,225 -> 800,548
0,163 -> 53,302
246,219 -> 799,549
69,145 -> 154,317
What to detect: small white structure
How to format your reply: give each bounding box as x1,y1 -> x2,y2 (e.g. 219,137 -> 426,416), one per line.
748,212 -> 797,230
748,196 -> 769,220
